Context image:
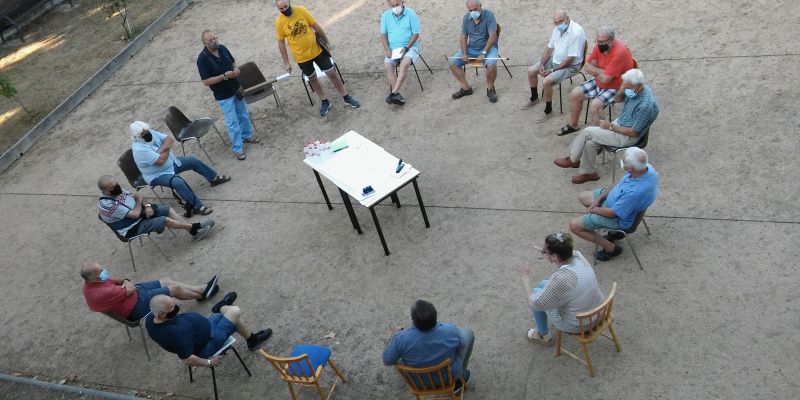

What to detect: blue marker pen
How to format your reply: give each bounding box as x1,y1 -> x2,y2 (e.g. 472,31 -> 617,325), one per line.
396,159 -> 404,173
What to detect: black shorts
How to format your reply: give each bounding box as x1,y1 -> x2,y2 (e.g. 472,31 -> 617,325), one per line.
298,50 -> 333,77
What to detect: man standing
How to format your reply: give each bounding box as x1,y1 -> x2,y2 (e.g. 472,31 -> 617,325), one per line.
275,0 -> 360,117
129,121 -> 231,217
197,30 -> 260,161
522,10 -> 585,123
380,0 -> 421,105
448,0 -> 499,103
559,25 -> 633,135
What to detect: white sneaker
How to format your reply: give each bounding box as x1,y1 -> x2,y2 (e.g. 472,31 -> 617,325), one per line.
527,328 -> 553,346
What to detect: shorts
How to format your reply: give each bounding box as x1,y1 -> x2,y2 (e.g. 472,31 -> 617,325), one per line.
199,313 -> 238,357
581,188 -> 621,231
531,59 -> 581,84
580,79 -> 617,106
450,46 -> 499,67
298,49 -> 334,78
129,280 -> 169,321
128,204 -> 170,238
384,47 -> 420,65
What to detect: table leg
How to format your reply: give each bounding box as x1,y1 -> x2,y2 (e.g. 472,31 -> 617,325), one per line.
412,178 -> 430,228
369,207 -> 390,256
314,171 -> 333,210
390,193 -> 401,208
339,189 -> 362,234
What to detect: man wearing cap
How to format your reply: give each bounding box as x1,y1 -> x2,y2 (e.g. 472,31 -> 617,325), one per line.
129,121 -> 231,217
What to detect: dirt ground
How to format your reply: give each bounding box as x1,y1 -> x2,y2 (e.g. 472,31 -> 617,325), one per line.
1,0 -> 799,399
0,0 -> 176,152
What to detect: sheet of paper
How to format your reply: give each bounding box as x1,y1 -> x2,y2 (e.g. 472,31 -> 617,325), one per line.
391,48 -> 404,60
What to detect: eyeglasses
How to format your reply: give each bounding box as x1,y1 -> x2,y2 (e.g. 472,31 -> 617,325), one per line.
620,159 -> 630,169
596,37 -> 614,45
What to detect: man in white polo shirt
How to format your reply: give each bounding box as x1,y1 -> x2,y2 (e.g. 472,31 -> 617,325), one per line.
522,10 -> 585,122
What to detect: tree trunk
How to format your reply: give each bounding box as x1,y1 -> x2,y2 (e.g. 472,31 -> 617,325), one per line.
13,95 -> 30,114
121,6 -> 135,39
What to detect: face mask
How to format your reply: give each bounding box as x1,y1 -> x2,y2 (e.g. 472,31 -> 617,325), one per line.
141,131 -> 153,142
557,22 -> 568,32
469,10 -> 481,20
392,5 -> 403,15
281,5 -> 292,16
109,184 -> 123,196
598,43 -> 610,53
164,305 -> 180,319
207,40 -> 219,50
624,88 -> 637,98
98,269 -> 109,282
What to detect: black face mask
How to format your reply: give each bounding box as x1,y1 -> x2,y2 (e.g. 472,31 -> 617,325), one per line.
164,305 -> 180,319
109,184 -> 123,196
598,44 -> 610,53
141,130 -> 153,142
281,5 -> 292,16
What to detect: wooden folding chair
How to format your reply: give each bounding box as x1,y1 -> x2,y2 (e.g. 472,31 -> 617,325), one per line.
259,344 -> 346,399
461,24 -> 512,78
555,282 -> 622,377
394,358 -> 465,400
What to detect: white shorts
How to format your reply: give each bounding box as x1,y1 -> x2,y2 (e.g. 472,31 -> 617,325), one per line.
384,47 -> 420,65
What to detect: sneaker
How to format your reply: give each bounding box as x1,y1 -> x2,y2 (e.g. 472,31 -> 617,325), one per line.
391,93 -> 406,105
520,99 -> 539,110
192,219 -> 215,242
247,328 -> 273,351
454,369 -> 471,394
211,291 -> 238,313
452,87 -> 473,99
200,275 -> 219,300
320,99 -> 331,117
527,328 -> 553,346
385,94 -> 393,104
487,88 -> 498,103
596,244 -> 624,261
536,112 -> 553,123
604,231 -> 626,243
343,95 -> 361,108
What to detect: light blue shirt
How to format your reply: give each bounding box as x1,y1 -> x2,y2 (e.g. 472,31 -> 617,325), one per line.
380,7 -> 421,50
132,130 -> 181,184
605,164 -> 659,229
616,85 -> 659,137
382,322 -> 465,379
461,8 -> 497,52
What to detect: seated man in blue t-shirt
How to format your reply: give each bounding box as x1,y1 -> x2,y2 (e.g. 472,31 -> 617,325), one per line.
569,147 -> 659,261
380,0 -> 422,105
129,121 -> 231,217
448,0 -> 500,102
383,300 -> 475,393
146,294 -> 273,369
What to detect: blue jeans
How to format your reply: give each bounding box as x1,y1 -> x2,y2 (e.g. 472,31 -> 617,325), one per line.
532,279 -> 550,335
216,96 -> 253,154
150,157 -> 217,209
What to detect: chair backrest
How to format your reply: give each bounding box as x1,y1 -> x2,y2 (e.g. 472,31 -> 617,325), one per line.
394,358 -> 458,397
237,62 -> 266,90
117,149 -> 144,188
164,106 -> 191,140
259,349 -> 321,384
495,23 -> 501,40
579,39 -> 589,68
636,127 -> 650,149
98,214 -> 129,242
625,209 -> 648,234
633,57 -> 639,69
102,311 -> 138,327
574,282 -> 617,340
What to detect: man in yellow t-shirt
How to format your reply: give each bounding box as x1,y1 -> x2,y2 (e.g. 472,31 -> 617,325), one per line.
275,0 -> 360,117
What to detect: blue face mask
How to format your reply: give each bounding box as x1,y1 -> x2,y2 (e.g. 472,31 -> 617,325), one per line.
557,22 -> 568,32
469,10 -> 481,20
99,269 -> 109,282
624,88 -> 637,98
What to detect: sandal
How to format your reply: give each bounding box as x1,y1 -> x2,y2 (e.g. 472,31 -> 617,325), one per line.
194,206 -> 213,216
210,175 -> 231,187
558,124 -> 579,136
237,153 -> 247,161
243,137 -> 261,144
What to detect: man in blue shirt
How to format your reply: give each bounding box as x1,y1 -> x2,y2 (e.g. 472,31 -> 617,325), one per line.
129,121 -> 231,217
554,68 -> 659,184
569,147 -> 659,261
146,294 -> 273,369
448,0 -> 499,102
383,300 -> 475,393
197,30 -> 260,161
380,0 -> 421,105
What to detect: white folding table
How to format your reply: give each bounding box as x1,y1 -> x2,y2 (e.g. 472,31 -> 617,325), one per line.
303,130 -> 430,255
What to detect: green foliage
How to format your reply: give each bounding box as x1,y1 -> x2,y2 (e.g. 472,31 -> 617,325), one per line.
0,75 -> 17,99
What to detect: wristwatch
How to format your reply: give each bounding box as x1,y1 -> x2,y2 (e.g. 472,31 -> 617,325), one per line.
222,72 -> 228,80
481,50 -> 487,55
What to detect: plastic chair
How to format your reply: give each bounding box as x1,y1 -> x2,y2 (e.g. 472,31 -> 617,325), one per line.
584,57 -> 638,124
552,39 -> 588,114
187,336 -> 252,400
555,282 -> 622,377
164,106 -> 228,165
394,53 -> 434,91
238,61 -> 281,108
593,209 -> 651,270
259,344 -> 346,399
102,311 -> 151,360
301,56 -> 346,106
98,215 -> 172,272
601,127 -> 651,183
117,149 -> 163,202
461,24 -> 512,78
394,358 -> 465,400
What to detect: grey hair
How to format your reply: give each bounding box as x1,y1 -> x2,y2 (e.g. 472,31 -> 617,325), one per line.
200,29 -> 212,43
554,10 -> 568,20
97,175 -> 115,191
598,25 -> 616,39
622,147 -> 648,172
622,68 -> 646,85
466,0 -> 481,7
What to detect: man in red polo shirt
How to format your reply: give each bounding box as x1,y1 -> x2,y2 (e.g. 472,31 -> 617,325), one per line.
559,25 -> 633,136
81,262 -> 219,321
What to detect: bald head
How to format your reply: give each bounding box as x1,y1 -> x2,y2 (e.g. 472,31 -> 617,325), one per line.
97,175 -> 117,194
276,0 -> 289,9
150,294 -> 175,317
553,10 -> 567,20
80,262 -> 102,282
466,0 -> 481,8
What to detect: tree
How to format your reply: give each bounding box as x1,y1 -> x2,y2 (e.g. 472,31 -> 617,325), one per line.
96,0 -> 136,40
0,75 -> 31,114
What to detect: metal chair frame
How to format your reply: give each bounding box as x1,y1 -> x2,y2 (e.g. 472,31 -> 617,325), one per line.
302,57 -> 346,106
593,210 -> 651,270
102,311 -> 151,360
187,336 -> 252,400
394,54 -> 434,91
98,215 -> 173,272
165,106 -> 228,166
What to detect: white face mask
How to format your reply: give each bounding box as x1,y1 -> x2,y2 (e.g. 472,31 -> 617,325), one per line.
392,5 -> 403,15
